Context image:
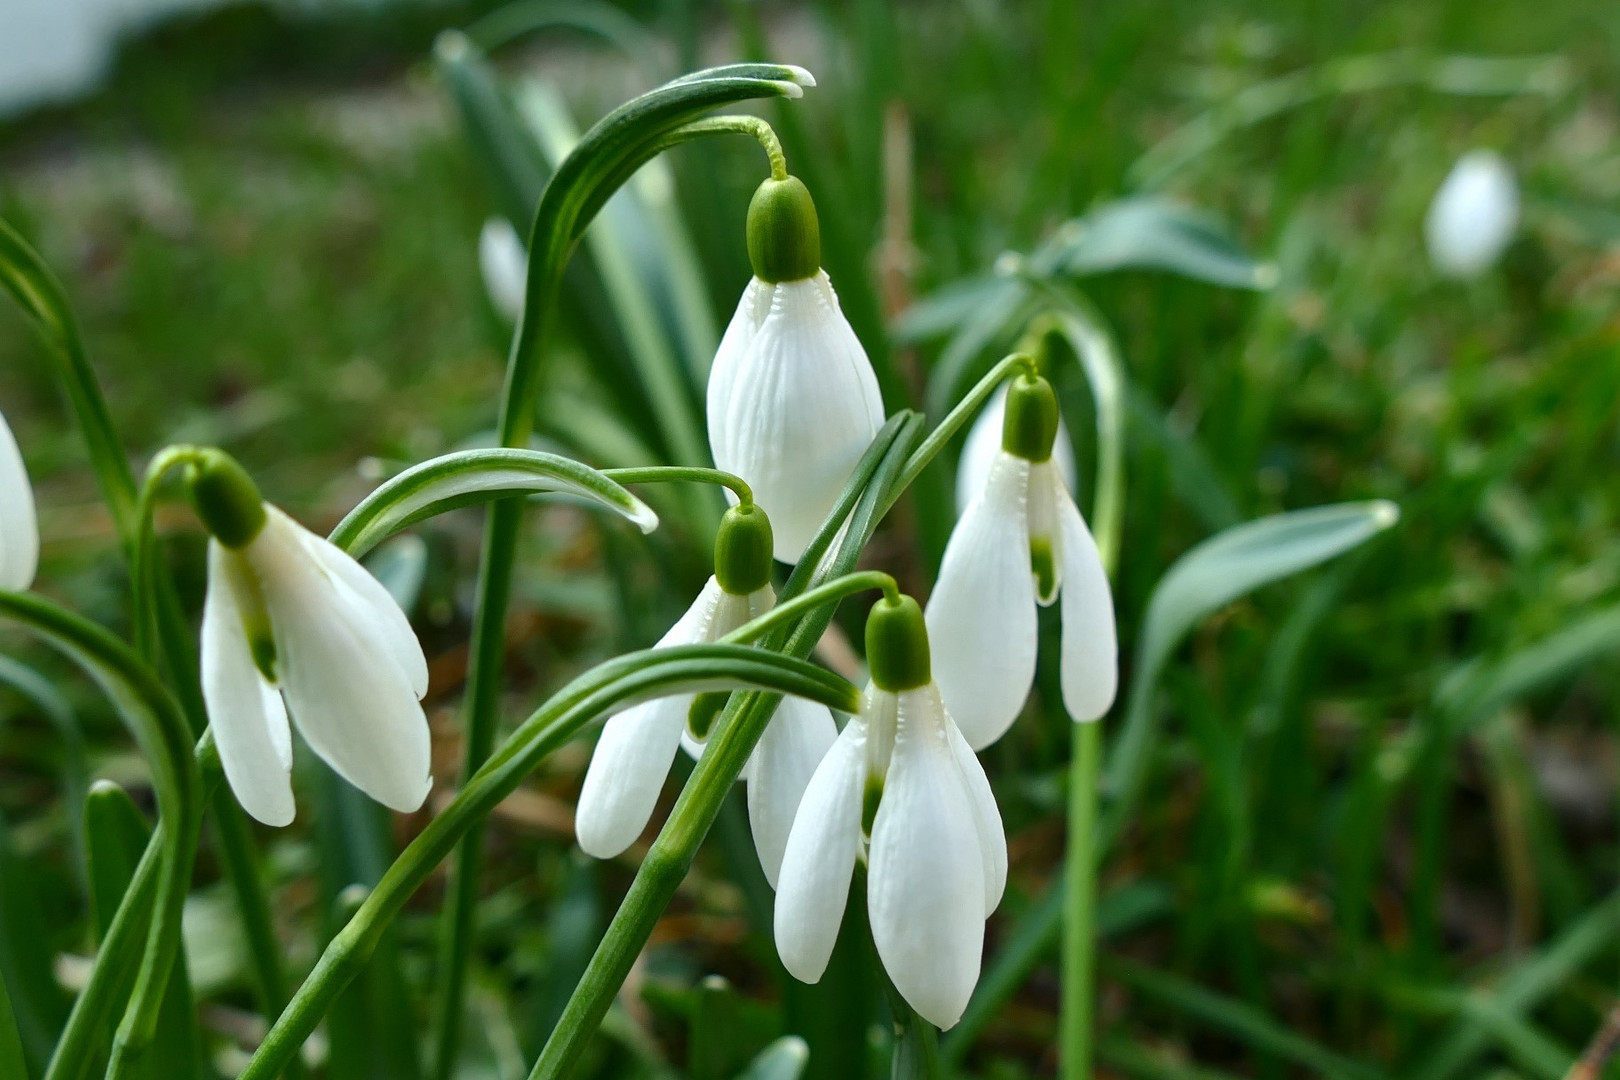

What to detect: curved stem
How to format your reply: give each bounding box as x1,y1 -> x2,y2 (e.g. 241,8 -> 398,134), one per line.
602,465 -> 753,506
720,570 -> 898,647
646,115 -> 789,180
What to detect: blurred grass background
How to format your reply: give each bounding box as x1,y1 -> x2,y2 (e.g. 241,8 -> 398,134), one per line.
3,1 -> 1620,1078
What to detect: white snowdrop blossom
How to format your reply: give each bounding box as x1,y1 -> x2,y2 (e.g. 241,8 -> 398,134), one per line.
1425,150 -> 1519,279
0,408 -> 38,591
707,175 -> 885,563
576,505 -> 836,885
954,382 -> 1076,515
479,216 -> 528,322
191,452 -> 432,827
926,374 -> 1116,749
774,596 -> 1005,1030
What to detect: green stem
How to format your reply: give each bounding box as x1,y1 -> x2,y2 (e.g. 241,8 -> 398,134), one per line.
720,571 -> 899,646
1060,721 -> 1103,1079
430,65 -> 813,1079
238,645 -> 855,1080
644,115 -> 790,181
601,465 -> 753,505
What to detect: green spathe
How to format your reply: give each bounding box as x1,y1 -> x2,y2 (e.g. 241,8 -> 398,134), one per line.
865,594 -> 931,692
1001,373 -> 1060,463
714,503 -> 775,595
186,449 -> 267,549
746,176 -> 821,284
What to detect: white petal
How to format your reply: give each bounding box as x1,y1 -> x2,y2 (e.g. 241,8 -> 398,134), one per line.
1425,151 -> 1519,279
0,409 -> 39,591
925,452 -> 1038,750
1056,490 -> 1118,722
746,694 -> 837,887
954,384 -> 1077,516
942,701 -> 1007,913
293,516 -> 429,698
479,217 -> 527,322
707,277 -> 774,474
575,694 -> 690,857
774,720 -> 866,983
707,272 -> 885,562
201,542 -> 295,827
248,512 -> 432,813
867,687 -> 985,1030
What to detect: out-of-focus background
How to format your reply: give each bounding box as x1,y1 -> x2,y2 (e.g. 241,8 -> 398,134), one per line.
3,1 -> 1620,1078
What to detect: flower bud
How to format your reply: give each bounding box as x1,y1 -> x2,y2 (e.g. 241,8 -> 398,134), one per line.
746,176 -> 821,284
865,594 -> 931,692
1000,373 -> 1059,463
186,449 -> 267,549
714,503 -> 775,595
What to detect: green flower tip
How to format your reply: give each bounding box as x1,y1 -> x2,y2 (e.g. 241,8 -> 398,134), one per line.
747,175 -> 821,284
865,594 -> 931,692
1001,372 -> 1060,463
714,503 -> 775,595
186,448 -> 267,549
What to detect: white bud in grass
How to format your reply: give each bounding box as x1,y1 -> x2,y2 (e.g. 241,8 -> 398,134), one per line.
708,176 -> 886,563
1425,151 -> 1519,279
190,451 -> 432,826
774,597 -> 1005,1030
926,375 -> 1117,749
0,408 -> 38,591
479,216 -> 528,322
575,505 -> 836,885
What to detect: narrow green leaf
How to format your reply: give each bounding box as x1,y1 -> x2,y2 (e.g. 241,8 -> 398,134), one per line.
890,275 -> 1011,344
0,808 -> 67,1076
328,448 -> 658,559
1437,602 -> 1620,727
0,969 -> 28,1080
1050,198 -> 1276,290
690,976 -> 753,1080
0,655 -> 89,878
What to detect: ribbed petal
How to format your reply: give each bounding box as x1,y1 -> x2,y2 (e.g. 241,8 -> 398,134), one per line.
925,452 -> 1038,750
249,511 -> 432,813
0,409 -> 38,591
201,542 -> 295,827
1056,489 -> 1118,722
868,687 -> 986,1030
707,277 -> 774,474
707,272 -> 885,562
580,578 -> 728,855
943,706 -> 1006,913
954,384 -> 1078,515
478,217 -> 527,322
295,519 -> 429,698
774,719 -> 866,983
747,693 -> 838,887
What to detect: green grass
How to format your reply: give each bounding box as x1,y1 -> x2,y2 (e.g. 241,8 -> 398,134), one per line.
4,0 -> 1620,1078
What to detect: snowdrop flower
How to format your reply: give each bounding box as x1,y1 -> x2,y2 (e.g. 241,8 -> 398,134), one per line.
954,381 -> 1076,515
708,175 -> 885,563
189,450 -> 431,826
775,595 -> 1005,1029
1426,150 -> 1519,279
926,373 -> 1116,749
576,503 -> 836,884
479,216 -> 528,322
0,408 -> 38,590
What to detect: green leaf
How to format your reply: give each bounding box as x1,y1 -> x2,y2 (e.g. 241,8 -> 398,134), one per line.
328,448 -> 658,559
1050,198 -> 1276,290
1104,501 -> 1400,831
1436,602 -> 1620,728
0,969 -> 28,1080
735,1037 -> 810,1080
891,275 -> 1013,344
0,808 -> 67,1076
0,655 -> 89,877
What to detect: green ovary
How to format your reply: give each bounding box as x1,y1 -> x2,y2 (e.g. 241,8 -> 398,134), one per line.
1031,535 -> 1057,604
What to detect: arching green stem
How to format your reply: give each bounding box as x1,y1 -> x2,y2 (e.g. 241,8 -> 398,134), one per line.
720,571 -> 900,647
602,465 -> 754,506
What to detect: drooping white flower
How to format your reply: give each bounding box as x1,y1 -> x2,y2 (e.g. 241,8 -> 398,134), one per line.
479,216 -> 528,322
954,382 -> 1076,515
1425,151 -> 1519,279
0,408 -> 38,591
575,505 -> 836,884
775,596 -> 1004,1030
190,451 -> 431,826
707,176 -> 885,563
926,374 -> 1116,749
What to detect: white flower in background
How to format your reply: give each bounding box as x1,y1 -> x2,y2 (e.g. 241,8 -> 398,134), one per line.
576,504 -> 836,884
0,408 -> 38,590
190,450 -> 432,826
708,175 -> 885,563
479,216 -> 528,322
775,595 -> 1005,1030
954,381 -> 1076,515
1425,150 -> 1519,279
926,374 -> 1116,749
